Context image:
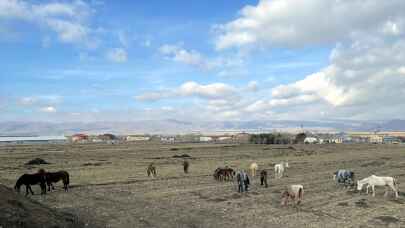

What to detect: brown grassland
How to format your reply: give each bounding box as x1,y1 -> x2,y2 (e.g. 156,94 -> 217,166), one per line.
0,143 -> 405,228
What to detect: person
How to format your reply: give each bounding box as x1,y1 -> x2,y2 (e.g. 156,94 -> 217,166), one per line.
242,170 -> 250,192
183,160 -> 189,174
236,171 -> 245,193
260,169 -> 268,188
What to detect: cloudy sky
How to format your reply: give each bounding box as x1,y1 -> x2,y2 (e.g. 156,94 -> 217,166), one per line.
1,0 -> 404,122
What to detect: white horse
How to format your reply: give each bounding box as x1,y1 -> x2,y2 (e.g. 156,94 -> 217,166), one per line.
274,162 -> 289,179
357,175 -> 399,198
281,184 -> 304,206
249,162 -> 258,177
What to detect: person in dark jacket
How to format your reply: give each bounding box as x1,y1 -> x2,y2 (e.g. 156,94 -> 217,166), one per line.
260,169 -> 268,188
242,170 -> 250,192
183,160 -> 189,174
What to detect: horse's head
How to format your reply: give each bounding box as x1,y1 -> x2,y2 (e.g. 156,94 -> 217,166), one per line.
14,176 -> 23,193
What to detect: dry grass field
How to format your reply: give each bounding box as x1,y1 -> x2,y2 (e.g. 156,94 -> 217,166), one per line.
1,143 -> 405,228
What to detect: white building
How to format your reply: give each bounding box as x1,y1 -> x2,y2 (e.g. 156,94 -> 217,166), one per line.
199,136 -> 213,142
126,135 -> 150,141
304,137 -> 318,144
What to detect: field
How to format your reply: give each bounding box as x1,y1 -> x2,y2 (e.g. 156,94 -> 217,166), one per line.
1,143 -> 405,228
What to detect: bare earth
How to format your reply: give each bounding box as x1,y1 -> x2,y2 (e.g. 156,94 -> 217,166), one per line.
0,143 -> 404,228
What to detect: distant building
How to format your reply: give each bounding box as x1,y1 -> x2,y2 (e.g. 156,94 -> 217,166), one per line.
71,134 -> 89,142
383,136 -> 400,144
126,135 -> 150,141
304,137 -> 318,144
160,136 -> 175,143
369,135 -> 383,144
233,133 -> 251,144
98,133 -> 117,141
199,136 -> 213,142
0,136 -> 67,144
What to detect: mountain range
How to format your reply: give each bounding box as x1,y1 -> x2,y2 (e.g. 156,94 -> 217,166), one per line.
1,119 -> 405,136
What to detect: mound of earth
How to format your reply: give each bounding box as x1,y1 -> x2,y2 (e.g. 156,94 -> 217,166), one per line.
25,158 -> 50,165
0,184 -> 85,228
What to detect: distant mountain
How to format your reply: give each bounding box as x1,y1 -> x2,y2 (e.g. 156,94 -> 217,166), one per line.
0,119 -> 404,136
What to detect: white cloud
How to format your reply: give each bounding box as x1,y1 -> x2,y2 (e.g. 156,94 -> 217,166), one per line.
0,0 -> 97,47
158,44 -> 244,71
106,48 -> 128,63
215,0 -> 405,49
40,106 -> 57,113
135,81 -> 238,101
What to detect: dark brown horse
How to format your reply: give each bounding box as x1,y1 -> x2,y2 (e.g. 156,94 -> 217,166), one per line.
14,169 -> 47,196
147,163 -> 157,177
46,170 -> 70,192
213,167 -> 235,181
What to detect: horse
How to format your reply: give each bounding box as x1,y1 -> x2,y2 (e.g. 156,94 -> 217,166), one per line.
357,175 -> 399,198
45,170 -> 70,192
249,162 -> 258,178
183,160 -> 189,174
333,169 -> 355,187
213,167 -> 235,181
274,161 -> 289,179
14,169 -> 47,196
147,163 -> 157,177
281,184 -> 303,206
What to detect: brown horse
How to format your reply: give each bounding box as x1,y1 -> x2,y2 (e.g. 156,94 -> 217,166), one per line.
15,169 -> 47,196
147,163 -> 157,177
213,167 -> 235,181
46,170 -> 70,192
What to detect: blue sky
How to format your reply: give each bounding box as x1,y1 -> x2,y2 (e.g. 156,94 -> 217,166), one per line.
1,0 -> 404,122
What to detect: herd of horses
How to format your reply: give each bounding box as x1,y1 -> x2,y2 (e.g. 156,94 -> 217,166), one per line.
14,169 -> 69,196
14,159 -> 400,207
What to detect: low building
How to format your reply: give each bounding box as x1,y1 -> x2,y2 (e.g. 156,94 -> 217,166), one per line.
383,136 -> 400,144
0,136 -> 67,145
199,136 -> 213,142
160,136 -> 175,143
369,135 -> 383,144
304,137 -> 318,144
71,134 -> 89,142
126,135 -> 150,141
233,133 -> 251,144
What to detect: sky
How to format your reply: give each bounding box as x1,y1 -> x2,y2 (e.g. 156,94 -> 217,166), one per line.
1,0 -> 405,122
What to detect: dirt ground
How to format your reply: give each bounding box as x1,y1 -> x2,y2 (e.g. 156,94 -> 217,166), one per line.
0,143 -> 405,228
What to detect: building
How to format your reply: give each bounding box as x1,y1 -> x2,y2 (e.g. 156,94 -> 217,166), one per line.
126,135 -> 150,141
0,136 -> 67,145
369,134 -> 383,144
71,134 -> 89,142
383,136 -> 400,144
199,136 -> 213,142
160,136 -> 175,143
98,133 -> 117,141
232,133 -> 251,144
304,137 -> 318,144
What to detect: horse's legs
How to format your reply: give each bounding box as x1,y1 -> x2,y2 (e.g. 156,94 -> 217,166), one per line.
372,185 -> 375,197
28,185 -> 34,195
388,183 -> 399,198
25,185 -> 29,196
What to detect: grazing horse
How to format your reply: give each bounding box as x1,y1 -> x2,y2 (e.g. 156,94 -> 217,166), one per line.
274,162 -> 289,179
46,171 -> 70,192
214,167 -> 235,181
333,169 -> 355,187
147,163 -> 157,177
15,169 -> 47,196
281,184 -> 304,206
357,175 -> 399,198
183,160 -> 189,174
249,162 -> 258,178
